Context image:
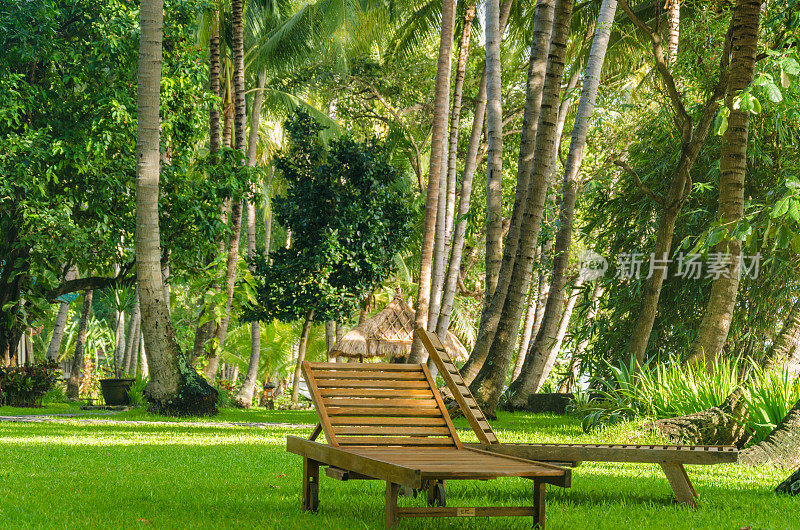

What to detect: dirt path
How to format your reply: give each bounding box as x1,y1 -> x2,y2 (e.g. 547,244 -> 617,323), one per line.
0,414 -> 313,430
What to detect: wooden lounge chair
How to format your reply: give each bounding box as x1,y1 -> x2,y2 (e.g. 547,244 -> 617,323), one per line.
286,359 -> 571,528
416,328 -> 739,508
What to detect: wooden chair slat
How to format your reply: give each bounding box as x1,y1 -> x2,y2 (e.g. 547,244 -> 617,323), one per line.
331,416 -> 447,426
315,379 -> 431,389
327,407 -> 444,416
417,329 -> 500,445
333,426 -> 452,436
318,388 -> 434,398
323,398 -> 440,408
338,437 -> 455,447
309,362 -> 420,371
312,371 -> 427,381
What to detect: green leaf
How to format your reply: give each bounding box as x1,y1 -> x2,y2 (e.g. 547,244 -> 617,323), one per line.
763,82 -> 783,103
714,114 -> 729,136
789,200 -> 800,222
772,197 -> 791,218
780,57 -> 800,76
791,234 -> 800,254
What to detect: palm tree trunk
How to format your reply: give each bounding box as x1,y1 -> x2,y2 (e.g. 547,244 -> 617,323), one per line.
443,4 -> 476,261
460,0 -> 557,384
482,0 -> 505,310
291,310 -> 314,403
209,9 -> 221,158
123,294 -> 140,376
741,398 -> 800,468
205,0 -> 246,380
508,0 -> 618,408
135,0 -> 183,405
136,0 -> 216,414
511,65 -> 580,382
46,300 -> 71,361
514,252 -> 542,381
67,290 -> 93,399
687,0 -> 761,369
531,275 -> 584,393
114,309 -> 126,377
436,0 -> 514,342
428,4 -> 476,334
619,0 -> 730,366
325,321 -> 337,362
236,68 -> 268,408
467,0 -> 574,414
407,0 -> 457,363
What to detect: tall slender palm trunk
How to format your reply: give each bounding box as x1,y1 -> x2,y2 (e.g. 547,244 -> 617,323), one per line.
67,291 -> 93,399
135,0 -> 183,405
47,300 -> 71,361
291,310 -> 314,403
428,4 -> 476,342
437,0 -> 513,341
509,0 -> 618,407
444,4 -> 475,259
468,0 -> 574,414
136,0 -> 216,414
237,68 -> 268,408
666,0 -> 681,66
687,0 -> 761,368
460,0 -> 557,384
407,0 -> 457,363
205,0 -> 246,380
482,0 -> 504,310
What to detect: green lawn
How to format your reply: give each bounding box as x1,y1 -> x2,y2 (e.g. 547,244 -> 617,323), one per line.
0,408 -> 796,529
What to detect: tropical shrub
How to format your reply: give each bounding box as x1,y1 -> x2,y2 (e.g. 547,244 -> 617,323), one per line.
0,360 -> 60,407
743,363 -> 800,443
580,356 -> 799,440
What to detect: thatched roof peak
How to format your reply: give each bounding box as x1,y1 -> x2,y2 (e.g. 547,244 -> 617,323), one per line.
331,294 -> 468,361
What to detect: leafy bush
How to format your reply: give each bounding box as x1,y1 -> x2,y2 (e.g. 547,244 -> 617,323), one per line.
215,380 -> 236,408
579,356 -> 799,438
0,361 -> 60,407
743,363 -> 800,443
43,383 -> 68,404
126,376 -> 149,407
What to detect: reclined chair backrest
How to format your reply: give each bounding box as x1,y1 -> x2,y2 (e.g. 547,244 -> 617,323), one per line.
416,329 -> 500,445
302,360 -> 462,448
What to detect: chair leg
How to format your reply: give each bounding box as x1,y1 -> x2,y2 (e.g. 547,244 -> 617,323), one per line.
302,458 -> 320,512
660,463 -> 698,507
385,482 -> 400,529
533,480 -> 546,529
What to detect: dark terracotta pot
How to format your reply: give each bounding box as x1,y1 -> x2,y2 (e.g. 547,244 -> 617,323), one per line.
100,378 -> 135,406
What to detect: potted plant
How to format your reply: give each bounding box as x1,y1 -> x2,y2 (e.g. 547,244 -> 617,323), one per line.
98,286 -> 137,406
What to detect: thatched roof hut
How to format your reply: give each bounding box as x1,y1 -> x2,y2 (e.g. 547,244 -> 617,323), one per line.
332,295 -> 469,362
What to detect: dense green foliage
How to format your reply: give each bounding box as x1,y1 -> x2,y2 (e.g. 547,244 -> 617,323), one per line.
0,360 -> 59,407
246,111 -> 414,324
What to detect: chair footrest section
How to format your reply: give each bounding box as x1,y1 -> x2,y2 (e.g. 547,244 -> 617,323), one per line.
397,506 -> 536,518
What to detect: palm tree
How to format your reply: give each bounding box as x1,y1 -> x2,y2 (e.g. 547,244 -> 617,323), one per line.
460,0 -> 557,384
407,0 -> 457,364
468,0 -> 575,415
509,0 -> 619,404
483,0 -> 504,313
135,0 -> 184,406
687,0 -> 762,368
136,0 -> 217,414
